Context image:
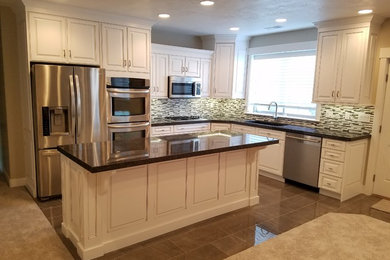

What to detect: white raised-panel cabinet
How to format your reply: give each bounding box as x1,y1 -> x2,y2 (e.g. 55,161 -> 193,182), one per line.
211,123 -> 231,131
185,57 -> 201,77
257,129 -> 285,181
337,28 -> 368,103
201,59 -> 212,97
67,19 -> 99,65
318,138 -> 369,201
169,55 -> 186,76
29,13 -> 67,62
127,28 -> 150,73
151,53 -> 169,98
102,23 -> 127,72
313,31 -> 340,103
313,15 -> 384,105
213,43 -> 234,98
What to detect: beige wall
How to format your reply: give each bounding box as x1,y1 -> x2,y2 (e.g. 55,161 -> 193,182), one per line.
152,28 -> 203,49
0,7 -> 26,180
249,28 -> 318,48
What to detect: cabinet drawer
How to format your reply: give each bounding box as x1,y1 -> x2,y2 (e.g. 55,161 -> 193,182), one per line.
211,123 -> 231,131
231,124 -> 257,134
320,159 -> 344,177
151,126 -> 173,136
321,148 -> 345,162
174,123 -> 210,133
322,139 -> 346,151
257,129 -> 286,140
319,174 -> 342,193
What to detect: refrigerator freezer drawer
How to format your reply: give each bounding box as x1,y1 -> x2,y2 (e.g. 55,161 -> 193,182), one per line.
38,149 -> 62,198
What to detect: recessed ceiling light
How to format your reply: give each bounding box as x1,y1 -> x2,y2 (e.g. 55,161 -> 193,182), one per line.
200,1 -> 215,6
158,13 -> 170,19
358,9 -> 373,14
275,18 -> 287,23
230,27 -> 240,31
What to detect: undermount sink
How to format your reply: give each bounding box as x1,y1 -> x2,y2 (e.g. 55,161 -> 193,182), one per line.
245,120 -> 288,126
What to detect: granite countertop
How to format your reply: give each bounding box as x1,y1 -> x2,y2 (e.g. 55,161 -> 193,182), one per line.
57,131 -> 278,173
151,118 -> 371,142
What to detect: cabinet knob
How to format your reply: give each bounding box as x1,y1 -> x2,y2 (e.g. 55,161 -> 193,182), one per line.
128,60 -> 131,67
185,67 -> 189,72
63,49 -> 66,58
336,91 -> 340,98
123,60 -> 127,67
331,91 -> 335,97
69,50 -> 72,58
181,67 -> 185,73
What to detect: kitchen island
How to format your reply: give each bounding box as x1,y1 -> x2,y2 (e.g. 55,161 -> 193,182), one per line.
58,131 -> 278,259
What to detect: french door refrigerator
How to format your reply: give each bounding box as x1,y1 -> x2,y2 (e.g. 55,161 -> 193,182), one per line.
31,64 -> 106,199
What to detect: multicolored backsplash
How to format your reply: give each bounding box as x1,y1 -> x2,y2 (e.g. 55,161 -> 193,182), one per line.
151,98 -> 374,134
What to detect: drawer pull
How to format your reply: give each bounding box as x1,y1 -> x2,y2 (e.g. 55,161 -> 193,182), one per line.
328,167 -> 334,171
326,182 -> 332,186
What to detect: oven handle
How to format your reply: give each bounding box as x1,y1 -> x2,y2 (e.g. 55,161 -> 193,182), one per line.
107,122 -> 150,128
106,88 -> 150,94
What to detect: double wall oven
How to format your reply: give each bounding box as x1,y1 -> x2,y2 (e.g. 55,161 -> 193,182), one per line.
106,77 -> 151,142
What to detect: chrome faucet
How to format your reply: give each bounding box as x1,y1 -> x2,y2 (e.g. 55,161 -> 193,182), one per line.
268,101 -> 278,119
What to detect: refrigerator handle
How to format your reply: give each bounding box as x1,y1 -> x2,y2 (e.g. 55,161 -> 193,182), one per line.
75,75 -> 82,137
69,75 -> 76,136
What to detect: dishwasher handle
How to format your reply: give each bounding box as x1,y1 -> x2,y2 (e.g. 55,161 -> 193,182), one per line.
286,135 -> 322,143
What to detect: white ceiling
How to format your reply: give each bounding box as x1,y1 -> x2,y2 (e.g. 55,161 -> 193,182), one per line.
38,0 -> 390,36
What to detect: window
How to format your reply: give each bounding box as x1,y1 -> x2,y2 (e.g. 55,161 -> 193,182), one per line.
246,42 -> 318,121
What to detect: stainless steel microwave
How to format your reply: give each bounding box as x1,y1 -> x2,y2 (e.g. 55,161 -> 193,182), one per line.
168,76 -> 201,98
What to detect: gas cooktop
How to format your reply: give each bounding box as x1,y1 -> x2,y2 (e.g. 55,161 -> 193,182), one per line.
164,116 -> 204,121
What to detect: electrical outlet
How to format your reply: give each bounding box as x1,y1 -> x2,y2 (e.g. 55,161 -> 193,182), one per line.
344,113 -> 352,120
358,113 -> 370,123
325,111 -> 333,118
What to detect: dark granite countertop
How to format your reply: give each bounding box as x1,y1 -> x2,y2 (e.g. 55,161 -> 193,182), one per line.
57,131 -> 278,173
151,118 -> 371,141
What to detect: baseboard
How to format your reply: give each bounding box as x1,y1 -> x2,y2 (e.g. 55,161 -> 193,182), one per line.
8,177 -> 27,187
2,170 -> 10,185
259,170 -> 285,182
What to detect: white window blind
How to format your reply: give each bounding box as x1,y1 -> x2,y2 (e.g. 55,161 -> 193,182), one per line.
246,48 -> 318,120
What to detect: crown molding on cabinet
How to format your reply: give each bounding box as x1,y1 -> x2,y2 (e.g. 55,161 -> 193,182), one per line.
22,0 -> 154,29
314,14 -> 385,33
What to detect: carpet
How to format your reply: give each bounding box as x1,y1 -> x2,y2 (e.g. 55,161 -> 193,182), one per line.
0,174 -> 73,259
226,213 -> 390,260
371,199 -> 390,213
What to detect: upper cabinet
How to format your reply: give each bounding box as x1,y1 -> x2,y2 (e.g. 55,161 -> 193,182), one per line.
29,12 -> 99,65
312,15 -> 384,105
202,35 -> 248,99
102,24 -> 150,75
169,55 -> 201,77
151,44 -> 213,98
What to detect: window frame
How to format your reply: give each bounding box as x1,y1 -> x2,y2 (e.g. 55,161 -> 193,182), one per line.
245,41 -> 320,121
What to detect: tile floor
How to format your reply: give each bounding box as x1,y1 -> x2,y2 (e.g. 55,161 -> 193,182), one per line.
35,176 -> 390,260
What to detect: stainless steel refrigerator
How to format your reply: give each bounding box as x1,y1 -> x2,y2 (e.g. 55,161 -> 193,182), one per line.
31,64 -> 106,199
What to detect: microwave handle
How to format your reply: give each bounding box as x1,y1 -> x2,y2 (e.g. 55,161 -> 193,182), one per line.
107,122 -> 150,129
106,88 -> 150,94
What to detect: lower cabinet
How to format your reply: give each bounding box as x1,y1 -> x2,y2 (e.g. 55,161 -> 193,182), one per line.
151,123 -> 210,137
256,129 -> 286,181
318,138 -> 369,201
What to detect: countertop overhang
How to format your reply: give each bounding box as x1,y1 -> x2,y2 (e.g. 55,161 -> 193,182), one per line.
151,118 -> 371,142
57,131 -> 278,173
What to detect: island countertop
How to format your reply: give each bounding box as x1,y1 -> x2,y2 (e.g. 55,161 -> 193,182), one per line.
57,131 -> 278,173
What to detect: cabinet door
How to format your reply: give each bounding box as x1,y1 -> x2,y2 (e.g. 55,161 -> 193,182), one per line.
102,23 -> 127,71
313,31 -> 340,103
127,28 -> 150,73
201,59 -> 212,97
258,140 -> 285,176
29,13 -> 67,62
67,19 -> 99,65
185,57 -> 201,77
169,55 -> 186,76
151,54 -> 169,98
336,28 -> 368,104
213,43 -> 234,98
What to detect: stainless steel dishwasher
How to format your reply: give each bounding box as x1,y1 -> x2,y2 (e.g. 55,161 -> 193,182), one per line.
283,133 -> 322,187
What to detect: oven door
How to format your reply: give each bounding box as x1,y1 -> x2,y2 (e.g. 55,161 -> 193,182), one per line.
107,88 -> 150,123
107,122 -> 150,141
